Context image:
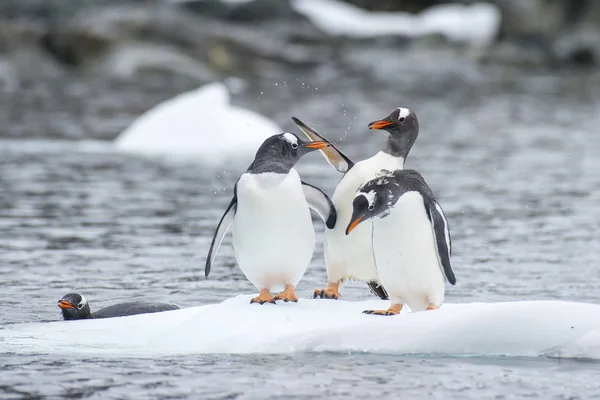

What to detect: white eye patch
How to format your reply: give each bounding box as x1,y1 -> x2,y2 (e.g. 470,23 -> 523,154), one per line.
396,108 -> 410,120
356,190 -> 377,209
282,133 -> 298,146
78,294 -> 87,308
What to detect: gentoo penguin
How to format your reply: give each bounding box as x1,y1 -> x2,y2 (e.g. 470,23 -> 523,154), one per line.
58,293 -> 179,320
292,107 -> 419,300
346,169 -> 456,315
205,133 -> 335,304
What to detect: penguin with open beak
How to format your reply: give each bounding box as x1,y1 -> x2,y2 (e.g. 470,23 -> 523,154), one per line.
292,108 -> 419,301
205,133 -> 336,304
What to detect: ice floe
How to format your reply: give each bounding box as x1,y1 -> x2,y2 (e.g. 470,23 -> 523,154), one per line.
114,82 -> 281,164
1,296 -> 600,359
291,0 -> 500,46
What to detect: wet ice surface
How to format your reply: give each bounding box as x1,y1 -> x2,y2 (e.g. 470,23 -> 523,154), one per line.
1,67 -> 600,398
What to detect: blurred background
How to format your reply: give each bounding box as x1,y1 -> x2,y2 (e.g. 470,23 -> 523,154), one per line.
1,1 -> 600,398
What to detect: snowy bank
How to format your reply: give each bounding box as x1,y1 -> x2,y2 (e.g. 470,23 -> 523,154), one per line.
114,82 -> 281,164
291,0 -> 500,46
1,296 -> 600,359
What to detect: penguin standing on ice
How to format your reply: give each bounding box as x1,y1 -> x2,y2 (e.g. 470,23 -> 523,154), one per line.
346,169 -> 456,315
205,133 -> 336,304
292,108 -> 419,300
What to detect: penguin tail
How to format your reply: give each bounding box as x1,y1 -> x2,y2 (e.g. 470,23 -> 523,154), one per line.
367,281 -> 389,300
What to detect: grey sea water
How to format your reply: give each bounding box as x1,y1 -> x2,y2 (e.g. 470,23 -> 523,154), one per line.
1,66 -> 600,399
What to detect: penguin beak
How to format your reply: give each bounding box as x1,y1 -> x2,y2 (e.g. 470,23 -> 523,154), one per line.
345,216 -> 364,235
368,118 -> 393,130
303,141 -> 329,149
58,300 -> 75,309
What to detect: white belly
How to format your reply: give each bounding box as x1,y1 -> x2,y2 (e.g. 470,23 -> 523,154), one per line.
233,170 -> 315,292
372,191 -> 446,311
324,152 -> 404,283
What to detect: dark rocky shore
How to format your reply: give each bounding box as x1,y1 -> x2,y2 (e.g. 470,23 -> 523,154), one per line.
0,0 -> 598,140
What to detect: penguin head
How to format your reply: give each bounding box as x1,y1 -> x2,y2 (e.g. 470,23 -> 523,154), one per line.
58,293 -> 91,320
368,107 -> 419,158
247,133 -> 329,174
346,189 -> 386,235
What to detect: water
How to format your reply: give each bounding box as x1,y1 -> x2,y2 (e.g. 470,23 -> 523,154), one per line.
1,65 -> 600,398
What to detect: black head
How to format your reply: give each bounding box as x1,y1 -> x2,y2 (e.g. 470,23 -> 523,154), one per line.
58,293 -> 91,320
247,133 -> 329,174
368,107 -> 419,159
345,172 -> 400,235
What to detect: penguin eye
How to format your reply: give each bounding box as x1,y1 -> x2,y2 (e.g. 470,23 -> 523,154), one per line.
291,143 -> 298,149
398,117 -> 406,123
77,303 -> 84,309
368,204 -> 375,211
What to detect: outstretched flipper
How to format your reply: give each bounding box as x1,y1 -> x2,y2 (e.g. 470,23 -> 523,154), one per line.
302,181 -> 336,229
426,198 -> 456,285
292,117 -> 354,173
205,190 -> 237,277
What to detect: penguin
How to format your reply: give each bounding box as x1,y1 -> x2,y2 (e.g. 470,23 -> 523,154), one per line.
345,169 -> 456,315
58,293 -> 179,320
205,133 -> 336,304
291,107 -> 419,300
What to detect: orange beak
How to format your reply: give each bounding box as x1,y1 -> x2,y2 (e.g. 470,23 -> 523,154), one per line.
368,120 -> 393,130
345,216 -> 363,235
58,300 -> 75,309
303,141 -> 329,149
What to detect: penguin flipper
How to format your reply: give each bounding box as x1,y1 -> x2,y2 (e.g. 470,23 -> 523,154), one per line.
426,198 -> 456,285
205,192 -> 237,277
301,181 -> 337,229
367,281 -> 389,300
291,117 -> 354,173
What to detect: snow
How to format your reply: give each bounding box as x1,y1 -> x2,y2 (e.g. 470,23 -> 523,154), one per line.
544,328 -> 600,361
2,296 -> 600,359
291,0 -> 500,46
114,82 -> 281,164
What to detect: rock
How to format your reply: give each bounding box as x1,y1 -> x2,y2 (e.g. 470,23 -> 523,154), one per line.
178,0 -> 298,22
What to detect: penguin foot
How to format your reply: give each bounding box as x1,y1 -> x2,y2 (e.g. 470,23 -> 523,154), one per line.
250,289 -> 276,305
274,285 -> 298,303
313,282 -> 341,299
363,304 -> 402,316
426,304 -> 439,311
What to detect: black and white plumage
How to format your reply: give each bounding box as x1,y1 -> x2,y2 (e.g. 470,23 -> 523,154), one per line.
346,169 -> 456,313
58,293 -> 179,321
292,109 -> 419,300
205,133 -> 335,304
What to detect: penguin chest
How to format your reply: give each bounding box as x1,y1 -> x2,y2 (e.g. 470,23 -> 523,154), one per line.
232,171 -> 315,290
372,192 -> 446,311
325,152 -> 404,282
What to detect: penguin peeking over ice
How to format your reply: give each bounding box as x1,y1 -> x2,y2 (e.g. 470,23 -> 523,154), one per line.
58,293 -> 179,320
346,169 -> 456,316
205,133 -> 336,304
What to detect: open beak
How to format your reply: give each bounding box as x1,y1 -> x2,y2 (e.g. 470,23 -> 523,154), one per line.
345,216 -> 364,235
58,300 -> 75,309
303,141 -> 329,149
368,119 -> 393,130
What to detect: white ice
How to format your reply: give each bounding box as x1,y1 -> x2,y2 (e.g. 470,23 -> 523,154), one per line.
114,82 -> 281,164
2,296 -> 600,359
291,0 -> 501,46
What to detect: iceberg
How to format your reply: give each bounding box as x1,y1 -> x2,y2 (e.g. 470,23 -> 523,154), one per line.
291,0 -> 500,46
2,296 -> 600,359
114,82 -> 281,164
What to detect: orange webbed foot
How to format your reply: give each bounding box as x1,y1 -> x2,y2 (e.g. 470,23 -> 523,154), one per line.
274,285 -> 298,303
313,282 -> 341,299
363,304 -> 402,316
250,289 -> 275,305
